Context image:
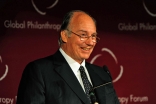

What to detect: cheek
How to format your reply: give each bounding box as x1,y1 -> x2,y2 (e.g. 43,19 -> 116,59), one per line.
68,42 -> 80,54
70,40 -> 81,50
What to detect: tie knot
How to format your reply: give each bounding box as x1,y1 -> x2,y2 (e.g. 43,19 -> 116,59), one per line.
79,66 -> 85,72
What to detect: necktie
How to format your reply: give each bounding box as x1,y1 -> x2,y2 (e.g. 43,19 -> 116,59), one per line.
79,66 -> 92,103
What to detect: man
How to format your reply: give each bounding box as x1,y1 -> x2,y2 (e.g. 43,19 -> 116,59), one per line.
16,10 -> 120,104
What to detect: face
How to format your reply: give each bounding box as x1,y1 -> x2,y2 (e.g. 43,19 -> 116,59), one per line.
61,12 -> 97,64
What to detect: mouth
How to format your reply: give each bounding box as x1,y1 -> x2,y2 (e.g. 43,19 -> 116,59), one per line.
81,47 -> 92,51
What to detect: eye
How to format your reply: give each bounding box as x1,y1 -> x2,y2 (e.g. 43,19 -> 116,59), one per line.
80,34 -> 88,38
92,35 -> 97,38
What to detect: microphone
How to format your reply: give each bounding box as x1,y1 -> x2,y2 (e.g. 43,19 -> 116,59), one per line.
89,82 -> 112,104
89,90 -> 98,104
89,65 -> 112,104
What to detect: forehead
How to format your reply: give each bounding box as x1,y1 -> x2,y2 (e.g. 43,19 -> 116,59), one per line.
69,12 -> 96,31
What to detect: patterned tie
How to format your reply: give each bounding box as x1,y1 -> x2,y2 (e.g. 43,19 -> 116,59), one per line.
79,66 -> 92,103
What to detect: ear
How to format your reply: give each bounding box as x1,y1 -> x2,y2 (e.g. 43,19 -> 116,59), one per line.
61,30 -> 68,43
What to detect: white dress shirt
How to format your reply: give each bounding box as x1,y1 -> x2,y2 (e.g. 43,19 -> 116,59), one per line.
59,48 -> 92,92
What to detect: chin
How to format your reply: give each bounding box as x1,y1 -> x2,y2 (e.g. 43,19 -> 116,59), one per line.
82,56 -> 90,59
80,53 -> 91,59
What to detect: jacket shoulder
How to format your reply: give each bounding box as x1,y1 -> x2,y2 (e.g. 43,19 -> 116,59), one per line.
86,63 -> 113,81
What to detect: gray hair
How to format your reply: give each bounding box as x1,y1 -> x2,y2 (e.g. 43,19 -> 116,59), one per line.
58,10 -> 96,46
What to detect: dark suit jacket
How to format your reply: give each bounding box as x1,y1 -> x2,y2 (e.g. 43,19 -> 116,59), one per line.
16,50 -> 120,104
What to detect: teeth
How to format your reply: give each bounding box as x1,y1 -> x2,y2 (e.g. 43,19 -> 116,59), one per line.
83,48 -> 89,50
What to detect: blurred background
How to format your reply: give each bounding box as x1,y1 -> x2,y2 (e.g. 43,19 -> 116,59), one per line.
0,0 -> 156,104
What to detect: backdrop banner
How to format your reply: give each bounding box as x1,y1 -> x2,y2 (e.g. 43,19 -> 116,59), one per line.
0,0 -> 156,104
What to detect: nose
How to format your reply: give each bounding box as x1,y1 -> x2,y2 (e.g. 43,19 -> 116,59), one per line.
85,36 -> 95,45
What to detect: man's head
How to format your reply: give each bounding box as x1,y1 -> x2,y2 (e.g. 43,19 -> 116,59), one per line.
59,10 -> 99,64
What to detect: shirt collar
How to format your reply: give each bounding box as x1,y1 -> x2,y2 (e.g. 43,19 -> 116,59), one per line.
59,48 -> 86,73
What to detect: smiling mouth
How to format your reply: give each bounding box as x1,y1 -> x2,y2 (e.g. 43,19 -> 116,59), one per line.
81,47 -> 92,51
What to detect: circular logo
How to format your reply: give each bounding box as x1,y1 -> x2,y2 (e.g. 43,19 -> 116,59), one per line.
0,55 -> 8,81
31,0 -> 59,15
143,0 -> 156,17
90,48 -> 123,83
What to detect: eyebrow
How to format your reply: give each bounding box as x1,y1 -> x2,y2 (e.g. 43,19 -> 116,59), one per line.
77,30 -> 98,35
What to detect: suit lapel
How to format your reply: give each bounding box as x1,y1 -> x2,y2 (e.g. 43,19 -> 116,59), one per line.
86,64 -> 103,86
52,50 -> 90,104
